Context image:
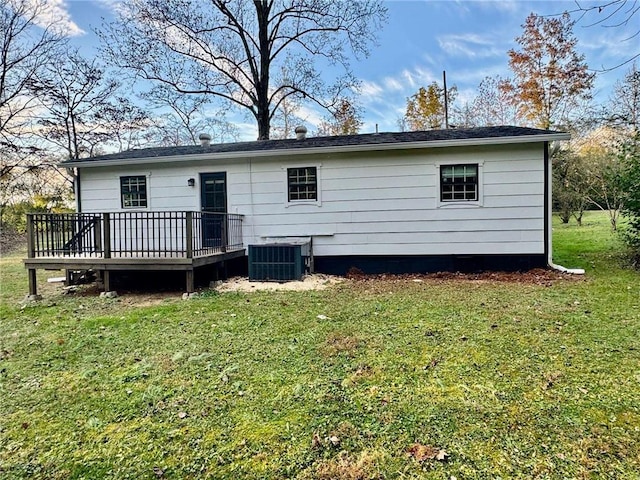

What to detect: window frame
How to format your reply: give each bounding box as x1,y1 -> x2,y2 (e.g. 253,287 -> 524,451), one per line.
120,175 -> 148,209
436,161 -> 483,208
285,164 -> 322,206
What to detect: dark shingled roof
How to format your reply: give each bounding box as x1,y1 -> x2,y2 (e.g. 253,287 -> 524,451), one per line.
64,126 -> 566,165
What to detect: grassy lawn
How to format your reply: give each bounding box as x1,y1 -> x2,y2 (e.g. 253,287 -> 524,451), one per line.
1,211 -> 639,479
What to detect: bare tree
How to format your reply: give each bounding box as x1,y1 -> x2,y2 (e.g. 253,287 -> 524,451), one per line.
0,0 -> 65,174
0,148 -> 70,229
99,0 -> 387,140
142,85 -> 238,146
609,62 -> 640,133
270,95 -> 304,140
34,52 -> 150,159
470,76 -> 521,127
99,96 -> 153,153
568,0 -> 639,70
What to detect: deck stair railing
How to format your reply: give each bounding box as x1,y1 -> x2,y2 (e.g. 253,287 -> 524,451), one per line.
62,215 -> 102,254
27,213 -> 103,257
27,212 -> 243,259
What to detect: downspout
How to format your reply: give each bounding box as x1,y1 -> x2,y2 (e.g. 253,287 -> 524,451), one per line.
66,167 -> 82,213
545,141 -> 585,274
248,157 -> 256,243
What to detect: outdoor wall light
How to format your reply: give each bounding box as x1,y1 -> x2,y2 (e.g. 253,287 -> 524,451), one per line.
187,178 -> 195,187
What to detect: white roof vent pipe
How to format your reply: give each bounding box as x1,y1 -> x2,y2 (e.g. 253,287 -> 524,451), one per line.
295,125 -> 307,140
199,133 -> 211,146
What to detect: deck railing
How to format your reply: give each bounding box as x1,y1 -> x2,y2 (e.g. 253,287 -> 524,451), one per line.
26,211 -> 244,259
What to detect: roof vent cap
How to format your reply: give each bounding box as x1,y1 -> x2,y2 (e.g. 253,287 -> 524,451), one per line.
199,133 -> 211,146
294,125 -> 307,140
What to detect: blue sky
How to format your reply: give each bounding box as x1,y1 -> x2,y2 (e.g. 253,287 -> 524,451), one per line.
46,0 -> 640,140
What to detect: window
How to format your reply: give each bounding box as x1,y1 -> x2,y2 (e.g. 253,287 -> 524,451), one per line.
120,176 -> 147,208
287,166 -> 317,201
440,164 -> 478,202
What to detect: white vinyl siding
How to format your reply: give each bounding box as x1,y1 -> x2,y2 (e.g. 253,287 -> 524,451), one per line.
79,142 -> 546,257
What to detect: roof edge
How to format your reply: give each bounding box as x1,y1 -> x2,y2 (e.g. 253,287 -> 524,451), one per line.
62,132 -> 571,169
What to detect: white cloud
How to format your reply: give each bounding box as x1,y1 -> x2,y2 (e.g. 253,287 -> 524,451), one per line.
437,33 -> 503,59
472,0 -> 521,14
358,80 -> 385,98
295,104 -> 325,128
16,0 -> 85,37
233,121 -> 258,142
383,77 -> 404,91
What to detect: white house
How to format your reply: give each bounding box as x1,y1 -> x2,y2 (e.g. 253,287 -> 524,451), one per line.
24,126 -> 572,294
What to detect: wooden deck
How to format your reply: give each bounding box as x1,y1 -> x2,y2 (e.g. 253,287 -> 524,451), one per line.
24,212 -> 244,294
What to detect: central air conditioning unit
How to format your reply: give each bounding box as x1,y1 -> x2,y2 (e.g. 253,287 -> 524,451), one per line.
248,238 -> 312,282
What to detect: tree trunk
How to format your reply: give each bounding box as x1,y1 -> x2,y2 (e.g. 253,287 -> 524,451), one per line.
255,1 -> 271,140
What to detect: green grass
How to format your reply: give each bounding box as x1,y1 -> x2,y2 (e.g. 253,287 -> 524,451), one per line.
1,211 -> 639,479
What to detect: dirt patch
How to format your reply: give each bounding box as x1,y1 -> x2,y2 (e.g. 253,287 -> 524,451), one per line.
35,268 -> 582,306
215,273 -> 343,292
322,332 -> 362,357
33,277 -> 181,307
301,450 -> 383,480
345,268 -> 585,291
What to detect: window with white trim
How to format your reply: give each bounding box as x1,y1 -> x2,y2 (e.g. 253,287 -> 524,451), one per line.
287,166 -> 317,201
440,164 -> 478,202
120,175 -> 147,208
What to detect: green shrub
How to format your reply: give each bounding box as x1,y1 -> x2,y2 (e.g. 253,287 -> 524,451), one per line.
620,133 -> 640,264
0,195 -> 73,233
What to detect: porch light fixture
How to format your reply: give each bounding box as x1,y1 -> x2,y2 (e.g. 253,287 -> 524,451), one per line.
187,178 -> 195,187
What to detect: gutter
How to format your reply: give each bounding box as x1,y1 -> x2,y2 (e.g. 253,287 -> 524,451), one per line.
61,132 -> 571,169
545,141 -> 585,275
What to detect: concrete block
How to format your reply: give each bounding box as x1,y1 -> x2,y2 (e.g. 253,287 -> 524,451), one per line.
23,294 -> 42,302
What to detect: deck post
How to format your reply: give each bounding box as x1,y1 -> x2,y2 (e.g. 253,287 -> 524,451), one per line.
221,215 -> 227,253
28,269 -> 37,296
186,212 -> 193,258
94,216 -> 102,254
103,270 -> 111,292
26,214 -> 35,258
186,269 -> 194,293
103,213 -> 111,258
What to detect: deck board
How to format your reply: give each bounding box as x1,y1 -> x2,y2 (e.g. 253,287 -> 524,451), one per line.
24,249 -> 246,271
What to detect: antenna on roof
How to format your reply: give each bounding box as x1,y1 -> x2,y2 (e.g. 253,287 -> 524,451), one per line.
443,70 -> 449,129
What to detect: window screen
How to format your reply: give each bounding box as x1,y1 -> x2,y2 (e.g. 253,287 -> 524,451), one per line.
120,176 -> 147,208
440,164 -> 478,202
287,167 -> 317,201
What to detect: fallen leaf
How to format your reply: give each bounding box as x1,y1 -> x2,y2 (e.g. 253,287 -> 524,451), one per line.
407,443 -> 448,462
328,435 -> 340,446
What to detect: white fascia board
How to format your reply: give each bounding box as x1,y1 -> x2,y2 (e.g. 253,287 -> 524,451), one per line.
63,132 -> 571,169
